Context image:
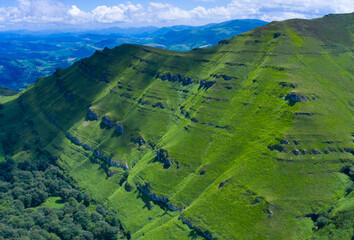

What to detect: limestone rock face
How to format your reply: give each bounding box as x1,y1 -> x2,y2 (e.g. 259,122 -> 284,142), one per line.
152,102 -> 165,109
133,136 -> 146,146
101,116 -> 124,135
66,132 -> 91,150
101,116 -> 115,128
158,73 -> 193,86
115,124 -> 124,135
87,109 -> 99,120
156,149 -> 172,167
199,80 -> 216,90
285,92 -> 311,105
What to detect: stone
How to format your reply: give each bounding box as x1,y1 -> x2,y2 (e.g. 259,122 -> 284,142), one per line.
172,75 -> 179,82
101,116 -> 115,128
152,102 -> 165,109
273,33 -> 281,38
199,80 -> 216,90
218,179 -> 230,188
156,149 -> 172,168
285,92 -> 311,105
222,75 -> 232,80
281,139 -> 290,145
134,136 -> 146,146
87,109 -> 99,120
83,145 -> 91,150
267,144 -> 284,152
160,73 -> 171,80
312,149 -> 321,155
115,124 -> 124,135
125,182 -> 133,192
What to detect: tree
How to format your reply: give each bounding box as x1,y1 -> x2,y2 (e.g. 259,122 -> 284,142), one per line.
83,193 -> 91,207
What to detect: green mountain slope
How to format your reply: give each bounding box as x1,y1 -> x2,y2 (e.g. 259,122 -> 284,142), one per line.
0,13 -> 353,239
0,86 -> 18,96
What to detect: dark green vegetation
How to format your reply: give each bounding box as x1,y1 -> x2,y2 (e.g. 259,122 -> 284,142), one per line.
0,13 -> 353,239
0,87 -> 18,97
0,19 -> 266,91
0,157 -> 122,240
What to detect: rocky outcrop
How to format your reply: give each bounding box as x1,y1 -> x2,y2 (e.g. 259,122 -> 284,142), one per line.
267,144 -> 284,152
273,32 -> 281,38
285,92 -> 312,105
138,185 -> 170,204
168,203 -> 186,212
93,150 -> 129,170
137,185 -> 185,211
99,69 -> 112,83
218,179 -> 230,188
132,136 -> 146,146
156,149 -> 172,168
125,182 -> 133,192
158,73 -> 193,86
101,116 -> 124,135
179,216 -> 213,240
211,74 -> 234,80
152,102 -> 165,109
101,116 -> 115,128
110,160 -> 129,170
279,82 -> 297,88
199,80 -> 216,90
93,150 -> 111,163
66,132 -> 91,150
87,109 -> 99,120
115,124 -> 124,135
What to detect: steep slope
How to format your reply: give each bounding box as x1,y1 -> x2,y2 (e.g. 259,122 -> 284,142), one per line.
0,13 -> 353,239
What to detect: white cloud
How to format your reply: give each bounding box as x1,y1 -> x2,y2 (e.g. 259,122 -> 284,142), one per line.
0,0 -> 353,29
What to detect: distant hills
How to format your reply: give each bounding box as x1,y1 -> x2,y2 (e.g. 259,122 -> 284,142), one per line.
0,13 -> 352,239
0,19 -> 266,91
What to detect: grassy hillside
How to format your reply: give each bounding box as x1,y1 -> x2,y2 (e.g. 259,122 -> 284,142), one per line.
0,13 -> 353,239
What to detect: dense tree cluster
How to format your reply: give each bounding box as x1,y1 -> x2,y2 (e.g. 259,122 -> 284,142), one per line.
0,157 -> 121,240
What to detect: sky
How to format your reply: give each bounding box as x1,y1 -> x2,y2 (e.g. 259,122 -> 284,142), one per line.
0,0 -> 353,31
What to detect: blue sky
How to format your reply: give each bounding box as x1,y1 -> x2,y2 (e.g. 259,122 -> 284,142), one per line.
0,0 -> 353,31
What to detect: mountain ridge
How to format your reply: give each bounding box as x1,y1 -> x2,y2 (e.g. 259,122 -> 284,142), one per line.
0,12 -> 353,239
0,19 -> 267,91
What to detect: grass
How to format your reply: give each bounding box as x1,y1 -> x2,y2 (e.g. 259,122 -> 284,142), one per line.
0,13 -> 353,239
39,197 -> 65,209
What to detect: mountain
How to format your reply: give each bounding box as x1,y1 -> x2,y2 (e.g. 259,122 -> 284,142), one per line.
0,13 -> 353,239
0,86 -> 18,96
143,19 -> 268,50
0,19 -> 267,91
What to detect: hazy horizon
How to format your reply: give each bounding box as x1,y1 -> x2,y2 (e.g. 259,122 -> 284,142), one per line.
0,0 -> 353,31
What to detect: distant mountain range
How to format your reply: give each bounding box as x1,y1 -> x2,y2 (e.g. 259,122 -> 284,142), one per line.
0,19 -> 266,91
